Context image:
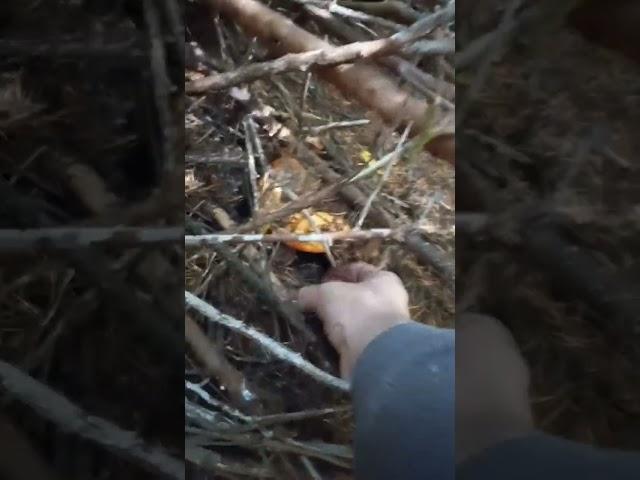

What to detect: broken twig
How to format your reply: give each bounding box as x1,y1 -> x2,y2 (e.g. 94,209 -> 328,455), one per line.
185,229 -> 396,246
187,4 -> 453,93
185,292 -> 350,392
185,314 -> 257,409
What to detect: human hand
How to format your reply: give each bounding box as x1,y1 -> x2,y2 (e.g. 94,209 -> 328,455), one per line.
298,262 -> 411,379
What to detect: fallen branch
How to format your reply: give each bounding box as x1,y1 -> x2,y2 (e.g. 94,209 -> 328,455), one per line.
336,0 -> 420,25
304,118 -> 370,134
304,5 -> 455,103
0,361 -> 184,480
0,227 -> 182,251
187,8 -> 452,93
187,228 -> 454,291
186,382 -> 252,423
328,3 -> 404,30
204,0 -> 454,162
185,229 -> 396,246
185,291 -> 350,392
404,230 -> 454,292
407,37 -> 454,56
185,314 -> 258,409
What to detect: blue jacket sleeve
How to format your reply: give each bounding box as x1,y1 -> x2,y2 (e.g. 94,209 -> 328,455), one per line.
350,323 -> 640,480
459,434 -> 640,480
351,322 -> 455,480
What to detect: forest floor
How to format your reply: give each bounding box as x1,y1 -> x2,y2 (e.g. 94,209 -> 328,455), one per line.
185,1 -> 454,478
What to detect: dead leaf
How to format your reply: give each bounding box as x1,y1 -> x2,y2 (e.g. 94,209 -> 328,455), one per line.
269,154 -> 310,193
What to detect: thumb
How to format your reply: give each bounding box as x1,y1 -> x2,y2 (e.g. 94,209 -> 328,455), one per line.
298,285 -> 321,313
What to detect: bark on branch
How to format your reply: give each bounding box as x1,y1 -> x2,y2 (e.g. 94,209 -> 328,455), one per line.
187,16 -> 450,93
185,291 -> 350,393
202,0 -> 454,163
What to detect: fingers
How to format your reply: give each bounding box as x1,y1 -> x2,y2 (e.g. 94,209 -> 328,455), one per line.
324,262 -> 379,283
298,285 -> 321,312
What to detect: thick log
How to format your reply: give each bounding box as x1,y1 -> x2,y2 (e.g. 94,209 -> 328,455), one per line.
205,0 -> 454,163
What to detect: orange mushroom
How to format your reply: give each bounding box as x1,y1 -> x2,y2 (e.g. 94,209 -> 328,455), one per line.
283,211 -> 350,254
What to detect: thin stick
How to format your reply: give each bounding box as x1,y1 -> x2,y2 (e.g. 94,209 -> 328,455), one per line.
348,138 -> 414,183
392,5 -> 455,45
0,361 -> 184,480
0,227 -> 182,251
327,3 -> 404,30
301,456 -> 323,480
404,230 -> 454,291
186,383 -> 251,423
185,315 -> 257,408
185,292 -> 350,392
304,119 -> 370,135
303,4 -> 455,104
355,123 -> 412,228
242,116 -> 260,213
227,181 -> 344,234
185,229 -> 396,246
337,0 -> 420,24
406,37 -> 454,56
251,406 -> 350,427
246,116 -> 268,172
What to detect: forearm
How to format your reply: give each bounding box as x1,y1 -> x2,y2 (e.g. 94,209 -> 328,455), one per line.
351,321 -> 454,480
